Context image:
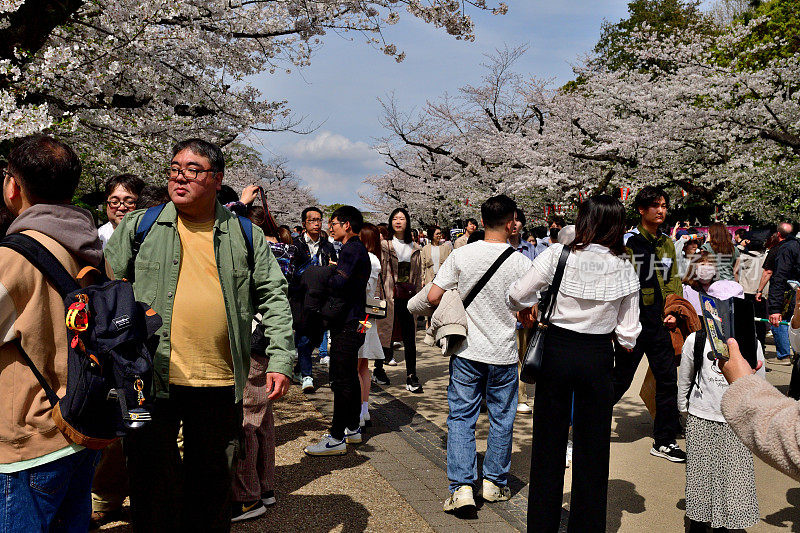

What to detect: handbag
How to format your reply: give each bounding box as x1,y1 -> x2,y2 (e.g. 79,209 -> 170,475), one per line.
388,241 -> 418,300
520,246 -> 571,384
365,272 -> 388,319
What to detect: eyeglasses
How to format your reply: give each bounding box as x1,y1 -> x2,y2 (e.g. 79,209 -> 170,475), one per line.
166,167 -> 216,181
107,198 -> 137,208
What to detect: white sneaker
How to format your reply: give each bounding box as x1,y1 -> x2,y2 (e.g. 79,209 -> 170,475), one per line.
482,479 -> 512,502
344,426 -> 362,444
304,434 -> 346,456
319,356 -> 330,365
565,440 -> 573,468
301,376 -> 314,392
385,357 -> 398,366
443,485 -> 476,513
516,403 -> 532,413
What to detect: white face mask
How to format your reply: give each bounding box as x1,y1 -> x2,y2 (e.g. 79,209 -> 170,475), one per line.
695,264 -> 717,282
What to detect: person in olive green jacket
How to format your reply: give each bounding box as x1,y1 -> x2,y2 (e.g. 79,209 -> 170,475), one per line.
104,138 -> 295,533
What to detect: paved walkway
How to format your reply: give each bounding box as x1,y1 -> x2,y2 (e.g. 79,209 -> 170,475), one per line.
99,330 -> 800,532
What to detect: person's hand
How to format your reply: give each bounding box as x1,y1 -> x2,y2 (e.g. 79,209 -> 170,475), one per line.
718,338 -> 762,384
266,372 -> 291,400
240,184 -> 260,206
769,313 -> 782,327
755,291 -> 763,302
517,307 -> 536,328
664,314 -> 677,328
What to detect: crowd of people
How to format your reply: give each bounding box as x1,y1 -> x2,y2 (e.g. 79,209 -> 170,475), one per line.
1,133 -> 800,533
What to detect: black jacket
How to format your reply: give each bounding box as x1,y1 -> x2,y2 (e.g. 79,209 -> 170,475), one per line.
768,236 -> 800,316
293,234 -> 338,271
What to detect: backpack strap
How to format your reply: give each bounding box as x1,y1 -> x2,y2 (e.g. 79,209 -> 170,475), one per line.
237,215 -> 255,271
0,233 -> 80,297
132,204 -> 167,260
13,339 -> 59,407
463,247 -> 516,309
0,233 -> 82,408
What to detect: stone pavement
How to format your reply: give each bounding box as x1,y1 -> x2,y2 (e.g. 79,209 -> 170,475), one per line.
98,329 -> 800,532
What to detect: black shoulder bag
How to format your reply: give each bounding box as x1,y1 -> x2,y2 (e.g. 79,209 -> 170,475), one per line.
520,246 -> 570,384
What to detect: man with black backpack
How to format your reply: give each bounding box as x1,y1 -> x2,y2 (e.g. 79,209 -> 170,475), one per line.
0,135 -> 106,531
612,186 -> 686,463
104,138 -> 296,531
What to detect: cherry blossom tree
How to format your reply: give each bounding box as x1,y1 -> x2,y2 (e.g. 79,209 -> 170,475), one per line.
0,0 -> 508,189
367,0 -> 800,224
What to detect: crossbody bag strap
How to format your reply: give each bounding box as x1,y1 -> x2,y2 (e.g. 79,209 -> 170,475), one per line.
541,246 -> 571,324
463,247 -> 516,309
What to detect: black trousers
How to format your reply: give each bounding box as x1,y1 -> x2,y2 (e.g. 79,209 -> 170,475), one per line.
529,326 -> 614,533
124,385 -> 240,533
611,323 -> 680,446
329,320 -> 365,439
745,292 -> 767,348
375,297 -> 417,376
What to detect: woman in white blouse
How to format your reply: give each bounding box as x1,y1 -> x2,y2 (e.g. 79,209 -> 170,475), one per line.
507,195 -> 641,533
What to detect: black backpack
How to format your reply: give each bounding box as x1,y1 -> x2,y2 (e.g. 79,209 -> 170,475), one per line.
0,233 -> 162,449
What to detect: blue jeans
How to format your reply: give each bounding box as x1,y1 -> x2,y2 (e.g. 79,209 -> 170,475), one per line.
319,331 -> 329,357
294,332 -> 314,377
446,356 -> 518,492
0,448 -> 99,533
772,323 -> 791,359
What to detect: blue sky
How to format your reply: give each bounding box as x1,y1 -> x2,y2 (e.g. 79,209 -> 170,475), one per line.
247,1 -> 637,210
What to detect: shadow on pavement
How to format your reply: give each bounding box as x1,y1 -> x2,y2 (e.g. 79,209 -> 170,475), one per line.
611,398 -> 654,444
763,487 -> 800,532
605,478 -> 646,532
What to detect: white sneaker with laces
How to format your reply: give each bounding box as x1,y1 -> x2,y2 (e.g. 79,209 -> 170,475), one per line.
482,479 -> 512,502
443,485 -> 476,512
301,376 -> 314,392
304,434 -> 346,456
319,356 -> 330,365
516,403 -> 532,414
344,426 -> 362,444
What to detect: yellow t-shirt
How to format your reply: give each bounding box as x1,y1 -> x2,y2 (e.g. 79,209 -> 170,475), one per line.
169,216 -> 234,387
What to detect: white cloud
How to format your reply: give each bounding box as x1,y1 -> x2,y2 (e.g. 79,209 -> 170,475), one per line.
282,131 -> 384,170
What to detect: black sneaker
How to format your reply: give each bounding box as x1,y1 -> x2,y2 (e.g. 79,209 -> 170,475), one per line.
372,368 -> 390,385
650,442 -> 686,462
261,490 -> 276,507
406,374 -> 423,393
231,500 -> 266,522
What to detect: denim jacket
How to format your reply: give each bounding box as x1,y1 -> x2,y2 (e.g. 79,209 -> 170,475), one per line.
104,201 -> 295,401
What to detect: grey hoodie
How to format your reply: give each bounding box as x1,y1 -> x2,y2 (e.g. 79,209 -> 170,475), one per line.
7,204 -> 104,266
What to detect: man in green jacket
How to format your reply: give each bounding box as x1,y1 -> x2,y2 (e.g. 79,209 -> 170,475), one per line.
104,138 -> 295,532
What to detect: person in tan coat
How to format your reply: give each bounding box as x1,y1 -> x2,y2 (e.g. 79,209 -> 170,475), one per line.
421,225 -> 452,286
374,208 -> 423,391
0,135 -> 106,532
454,218 -> 478,249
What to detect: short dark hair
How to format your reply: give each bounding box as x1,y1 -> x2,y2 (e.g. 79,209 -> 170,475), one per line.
427,225 -> 442,241
515,208 -> 526,227
388,207 -> 413,243
550,215 -> 565,228
171,138 -> 225,173
734,228 -> 748,239
104,174 -> 145,198
634,185 -> 670,210
466,218 -> 479,227
571,195 -> 627,255
467,230 -> 485,244
135,185 -> 169,209
533,225 -> 548,239
217,184 -> 239,205
7,134 -> 81,202
301,206 -> 323,223
293,225 -> 303,233
480,194 -> 517,229
331,205 -> 364,234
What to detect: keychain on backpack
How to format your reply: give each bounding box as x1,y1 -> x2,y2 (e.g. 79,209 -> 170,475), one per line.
66,294 -> 99,366
134,377 -> 145,406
